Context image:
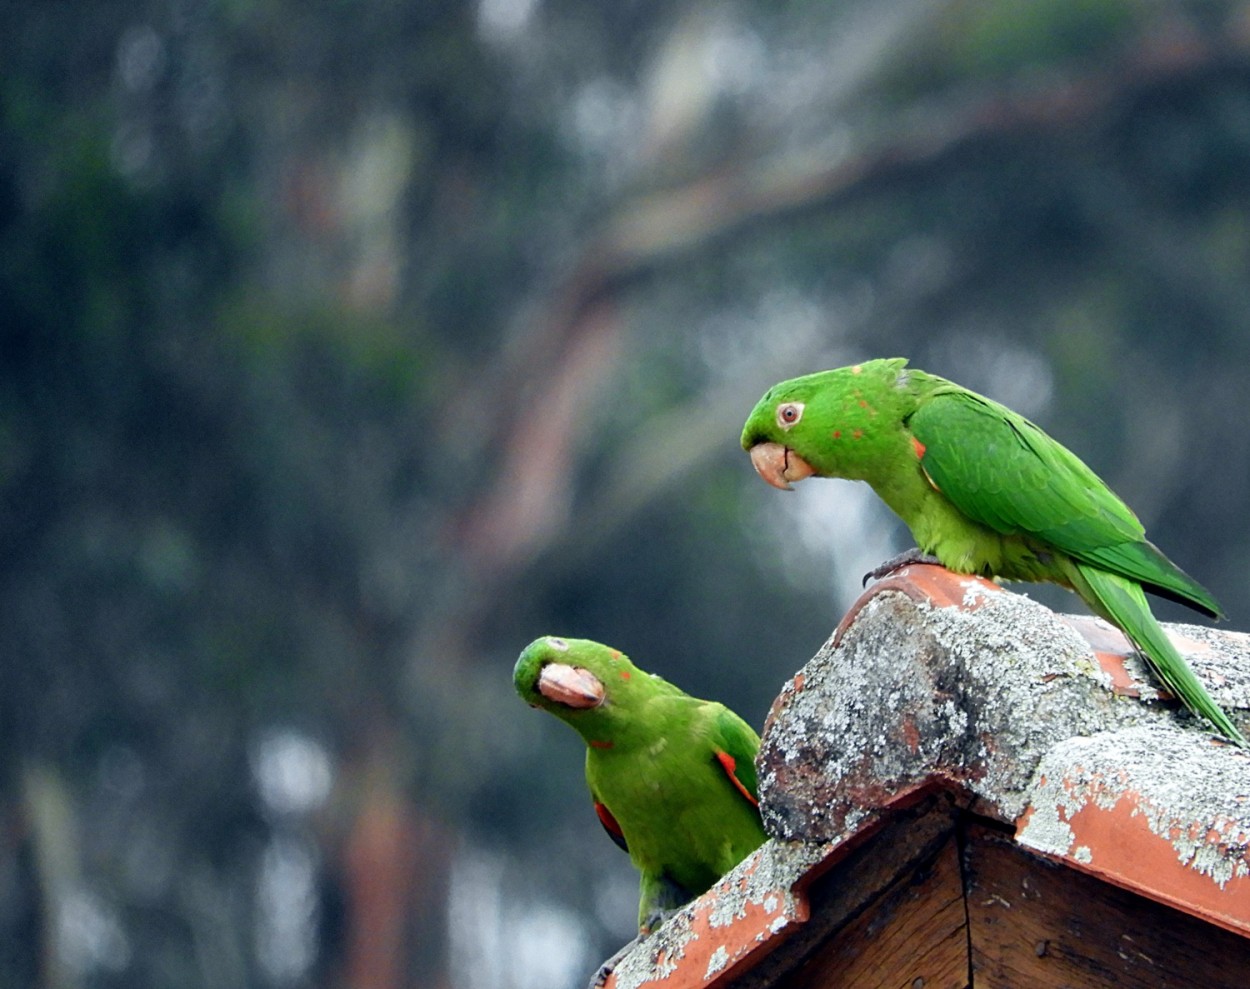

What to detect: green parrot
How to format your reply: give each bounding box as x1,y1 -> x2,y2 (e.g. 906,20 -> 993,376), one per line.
513,636 -> 768,935
741,357 -> 1245,747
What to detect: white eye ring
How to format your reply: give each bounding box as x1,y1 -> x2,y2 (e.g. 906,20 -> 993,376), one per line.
776,402 -> 804,430
547,637 -> 569,651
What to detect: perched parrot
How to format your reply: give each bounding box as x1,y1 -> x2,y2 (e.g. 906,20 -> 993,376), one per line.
741,357 -> 1245,747
513,636 -> 768,937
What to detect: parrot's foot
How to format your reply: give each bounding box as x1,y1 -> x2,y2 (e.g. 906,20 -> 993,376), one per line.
591,878 -> 682,985
587,935 -> 642,989
863,548 -> 942,586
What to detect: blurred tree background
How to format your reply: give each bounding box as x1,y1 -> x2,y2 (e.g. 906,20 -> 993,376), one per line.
4,0 -> 1250,986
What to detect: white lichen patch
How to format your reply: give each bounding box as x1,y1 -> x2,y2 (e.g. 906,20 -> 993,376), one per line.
1071,654 -> 1107,685
960,577 -> 995,609
610,929 -> 682,989
1018,726 -> 1250,889
1120,650 -> 1162,701
704,945 -> 729,979
1015,788 -> 1076,858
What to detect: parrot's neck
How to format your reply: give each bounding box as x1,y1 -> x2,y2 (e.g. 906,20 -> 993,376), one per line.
562,703 -> 652,753
867,458 -> 939,525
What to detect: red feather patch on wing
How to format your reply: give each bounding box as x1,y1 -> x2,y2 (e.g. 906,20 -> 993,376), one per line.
912,436 -> 942,491
595,802 -> 628,853
715,751 -> 759,808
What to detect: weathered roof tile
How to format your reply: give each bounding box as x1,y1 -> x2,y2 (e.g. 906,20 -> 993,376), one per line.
605,564 -> 1250,987
1017,724 -> 1250,936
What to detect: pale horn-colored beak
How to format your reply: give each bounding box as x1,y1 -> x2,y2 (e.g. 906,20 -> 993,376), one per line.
748,442 -> 816,491
537,663 -> 606,709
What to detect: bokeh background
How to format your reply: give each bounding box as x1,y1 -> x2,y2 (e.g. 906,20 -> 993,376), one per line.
5,1 -> 1250,986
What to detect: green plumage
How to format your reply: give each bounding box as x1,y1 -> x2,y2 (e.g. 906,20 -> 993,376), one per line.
514,636 -> 768,932
741,357 -> 1244,746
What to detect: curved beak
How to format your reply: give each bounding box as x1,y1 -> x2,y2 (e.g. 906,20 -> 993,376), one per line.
537,663 -> 605,709
748,442 -> 816,490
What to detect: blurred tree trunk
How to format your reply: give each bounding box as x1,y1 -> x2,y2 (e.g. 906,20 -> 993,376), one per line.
22,766 -> 79,989
334,732 -> 450,989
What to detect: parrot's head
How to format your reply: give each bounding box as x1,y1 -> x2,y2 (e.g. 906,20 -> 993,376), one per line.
740,357 -> 913,489
514,635 -> 662,726
514,636 -> 608,713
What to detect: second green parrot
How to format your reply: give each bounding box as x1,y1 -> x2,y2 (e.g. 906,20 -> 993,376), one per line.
741,357 -> 1245,747
514,636 -> 768,934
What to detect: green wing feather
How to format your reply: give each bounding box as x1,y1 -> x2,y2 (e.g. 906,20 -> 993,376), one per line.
910,389 -> 1223,618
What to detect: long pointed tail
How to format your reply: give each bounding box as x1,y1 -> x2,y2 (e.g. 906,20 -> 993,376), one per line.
1072,563 -> 1246,748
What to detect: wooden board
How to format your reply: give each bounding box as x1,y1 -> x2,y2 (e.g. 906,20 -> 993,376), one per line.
782,835 -> 969,989
964,823 -> 1250,988
724,793 -> 965,989
723,808 -> 1250,988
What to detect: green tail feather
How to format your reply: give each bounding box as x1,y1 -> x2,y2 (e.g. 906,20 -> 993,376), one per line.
1072,563 -> 1246,747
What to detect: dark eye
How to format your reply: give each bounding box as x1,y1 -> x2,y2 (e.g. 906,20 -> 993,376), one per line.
776,402 -> 804,429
